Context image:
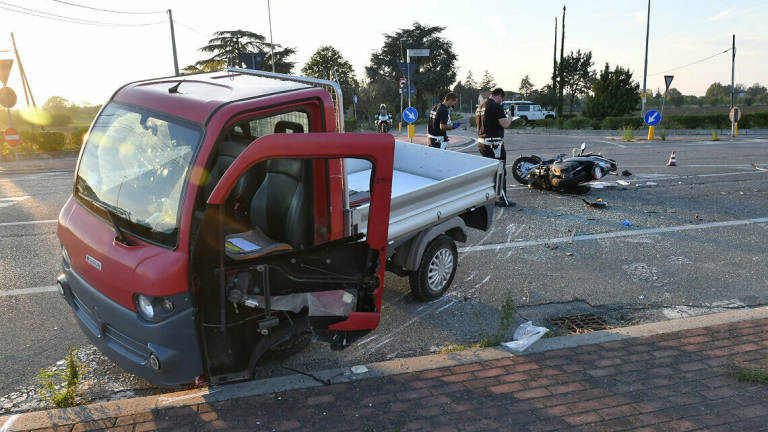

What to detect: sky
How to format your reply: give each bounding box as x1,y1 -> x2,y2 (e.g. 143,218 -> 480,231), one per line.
1,0 -> 766,107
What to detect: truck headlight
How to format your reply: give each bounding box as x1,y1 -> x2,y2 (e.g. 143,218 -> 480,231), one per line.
136,294 -> 155,320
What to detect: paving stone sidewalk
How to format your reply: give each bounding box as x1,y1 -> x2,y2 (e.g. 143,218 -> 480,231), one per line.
19,318 -> 768,431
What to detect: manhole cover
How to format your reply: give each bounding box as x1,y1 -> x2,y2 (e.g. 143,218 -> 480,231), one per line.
548,313 -> 612,334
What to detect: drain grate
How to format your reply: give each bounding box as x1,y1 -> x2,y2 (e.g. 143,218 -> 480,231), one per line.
548,313 -> 612,334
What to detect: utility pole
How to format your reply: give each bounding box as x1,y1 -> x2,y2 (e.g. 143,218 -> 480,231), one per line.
730,34 -> 736,108
641,0 -> 651,116
10,33 -> 35,107
552,17 -> 557,104
557,6 -> 565,124
267,0 -> 276,73
167,10 -> 179,76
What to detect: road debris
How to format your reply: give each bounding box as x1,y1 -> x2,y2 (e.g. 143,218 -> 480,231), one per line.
622,221 -> 633,226
752,163 -> 768,171
501,321 -> 549,353
621,170 -> 632,176
582,198 -> 607,208
617,180 -> 630,186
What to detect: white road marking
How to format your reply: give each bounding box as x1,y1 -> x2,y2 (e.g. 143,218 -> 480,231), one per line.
0,196 -> 30,208
0,414 -> 20,432
0,286 -> 59,297
0,219 -> 57,227
600,140 -> 626,148
460,217 -> 768,253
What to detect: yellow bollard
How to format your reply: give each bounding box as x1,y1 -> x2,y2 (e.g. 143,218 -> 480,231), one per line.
734,122 -> 738,137
407,124 -> 415,139
398,122 -> 402,133
647,125 -> 655,140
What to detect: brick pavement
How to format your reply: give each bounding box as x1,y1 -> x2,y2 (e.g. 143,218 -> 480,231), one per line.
19,318 -> 768,431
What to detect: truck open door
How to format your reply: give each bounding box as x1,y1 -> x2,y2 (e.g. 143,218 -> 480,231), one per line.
192,133 -> 394,384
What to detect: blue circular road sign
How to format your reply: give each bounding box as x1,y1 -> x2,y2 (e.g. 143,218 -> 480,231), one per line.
403,107 -> 419,124
644,110 -> 662,126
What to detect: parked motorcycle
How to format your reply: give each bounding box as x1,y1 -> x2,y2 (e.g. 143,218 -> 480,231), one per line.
375,114 -> 392,133
511,143 -> 618,190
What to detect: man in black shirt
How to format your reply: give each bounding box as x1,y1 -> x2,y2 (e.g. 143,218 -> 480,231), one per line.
476,88 -> 514,207
427,92 -> 460,149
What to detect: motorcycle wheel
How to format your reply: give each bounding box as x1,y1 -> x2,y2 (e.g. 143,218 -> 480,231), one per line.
511,156 -> 541,184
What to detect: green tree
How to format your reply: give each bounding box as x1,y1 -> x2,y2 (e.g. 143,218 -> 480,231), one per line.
559,50 -> 595,114
519,75 -> 534,98
667,88 -> 684,107
302,46 -> 358,108
530,84 -> 559,110
464,70 -> 477,90
43,96 -> 72,112
188,30 -> 296,74
366,22 -> 457,113
479,70 -> 496,91
582,63 -> 640,120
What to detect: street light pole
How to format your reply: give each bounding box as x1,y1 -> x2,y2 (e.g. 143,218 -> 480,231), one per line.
730,34 -> 736,109
267,0 -> 276,73
641,0 -> 651,116
400,37 -> 405,132
167,9 -> 179,76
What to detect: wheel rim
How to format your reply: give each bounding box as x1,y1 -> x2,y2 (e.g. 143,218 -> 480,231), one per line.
427,248 -> 454,293
516,162 -> 535,180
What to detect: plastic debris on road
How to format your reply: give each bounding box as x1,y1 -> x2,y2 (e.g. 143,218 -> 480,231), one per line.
617,180 -> 630,186
589,181 -> 617,189
350,365 -> 368,374
622,221 -> 633,226
501,321 -> 550,353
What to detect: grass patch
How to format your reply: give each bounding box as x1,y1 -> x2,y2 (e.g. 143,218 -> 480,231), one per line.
473,293 -> 519,347
38,347 -> 86,408
621,126 -> 634,142
437,344 -> 473,354
659,128 -> 667,141
728,365 -> 768,384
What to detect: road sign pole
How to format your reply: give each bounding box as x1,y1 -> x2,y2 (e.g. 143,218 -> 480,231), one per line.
6,108 -> 17,162
641,0 -> 651,118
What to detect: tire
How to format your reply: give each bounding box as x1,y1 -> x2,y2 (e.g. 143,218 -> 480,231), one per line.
545,115 -> 555,120
409,235 -> 458,301
512,156 -> 541,184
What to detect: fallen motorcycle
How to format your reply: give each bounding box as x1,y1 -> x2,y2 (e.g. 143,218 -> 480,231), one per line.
511,143 -> 618,190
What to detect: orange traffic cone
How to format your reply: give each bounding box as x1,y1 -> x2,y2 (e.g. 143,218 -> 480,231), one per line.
667,152 -> 677,166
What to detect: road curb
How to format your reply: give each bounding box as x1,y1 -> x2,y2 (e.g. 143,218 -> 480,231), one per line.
3,306 -> 768,431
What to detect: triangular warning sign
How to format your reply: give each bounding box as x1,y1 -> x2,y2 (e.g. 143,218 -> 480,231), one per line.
664,75 -> 674,90
0,59 -> 12,87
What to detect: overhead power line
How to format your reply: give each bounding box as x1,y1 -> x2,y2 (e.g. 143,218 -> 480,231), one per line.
649,48 -> 733,76
50,0 -> 165,15
0,2 -> 166,27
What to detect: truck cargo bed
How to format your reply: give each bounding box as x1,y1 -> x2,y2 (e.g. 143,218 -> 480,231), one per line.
346,140 -> 501,241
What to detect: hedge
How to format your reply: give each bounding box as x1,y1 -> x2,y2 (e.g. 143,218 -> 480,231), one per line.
19,130 -> 67,152
564,117 -> 592,130
602,116 -> 644,130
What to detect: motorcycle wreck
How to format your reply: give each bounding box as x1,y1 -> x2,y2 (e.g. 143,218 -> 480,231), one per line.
512,143 -> 618,192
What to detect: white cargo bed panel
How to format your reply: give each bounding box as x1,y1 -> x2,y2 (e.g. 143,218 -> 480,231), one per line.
346,140 -> 500,241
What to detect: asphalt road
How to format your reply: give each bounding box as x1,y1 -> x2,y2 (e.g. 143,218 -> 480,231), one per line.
1,132 -> 767,407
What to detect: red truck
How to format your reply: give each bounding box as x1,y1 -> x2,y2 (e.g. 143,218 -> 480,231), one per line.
57,69 -> 501,386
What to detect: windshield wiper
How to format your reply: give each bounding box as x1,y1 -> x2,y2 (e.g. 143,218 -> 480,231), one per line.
81,195 -> 133,245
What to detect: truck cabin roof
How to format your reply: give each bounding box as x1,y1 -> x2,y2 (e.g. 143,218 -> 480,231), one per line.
111,71 -> 321,124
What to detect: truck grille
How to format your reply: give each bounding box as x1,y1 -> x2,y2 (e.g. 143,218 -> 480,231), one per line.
103,324 -> 150,364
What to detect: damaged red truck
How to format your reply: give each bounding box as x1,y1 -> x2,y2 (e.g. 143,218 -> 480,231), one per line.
56,69 -> 501,387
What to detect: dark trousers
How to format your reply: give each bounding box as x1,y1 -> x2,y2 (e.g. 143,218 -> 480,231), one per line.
429,137 -> 446,149
479,143 -> 507,193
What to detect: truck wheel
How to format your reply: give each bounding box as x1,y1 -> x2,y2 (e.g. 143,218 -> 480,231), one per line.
409,235 -> 458,301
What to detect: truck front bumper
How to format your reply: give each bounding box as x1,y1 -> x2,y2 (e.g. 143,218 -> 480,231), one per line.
57,270 -> 203,388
